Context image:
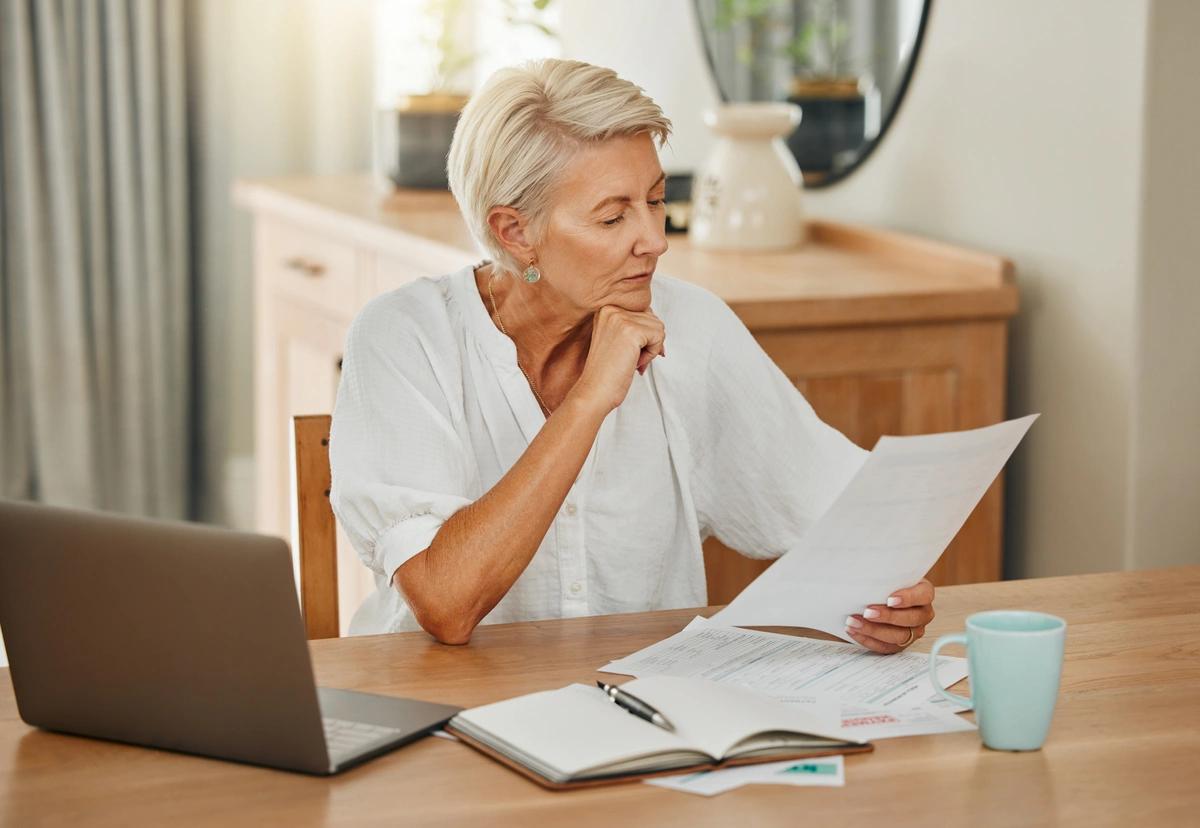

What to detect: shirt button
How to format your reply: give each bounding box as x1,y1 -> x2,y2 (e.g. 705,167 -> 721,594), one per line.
565,503 -> 578,516
569,582 -> 582,595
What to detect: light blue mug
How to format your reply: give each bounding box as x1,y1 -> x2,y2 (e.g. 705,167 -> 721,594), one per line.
928,610 -> 1066,751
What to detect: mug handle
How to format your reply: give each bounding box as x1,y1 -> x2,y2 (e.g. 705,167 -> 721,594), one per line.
928,633 -> 973,709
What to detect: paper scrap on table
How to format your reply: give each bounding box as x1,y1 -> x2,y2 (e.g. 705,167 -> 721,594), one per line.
762,690 -> 974,740
600,619 -> 967,713
709,415 -> 1038,639
837,703 -> 974,740
646,755 -> 845,796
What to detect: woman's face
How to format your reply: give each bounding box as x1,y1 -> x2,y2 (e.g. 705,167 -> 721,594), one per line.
532,132 -> 669,314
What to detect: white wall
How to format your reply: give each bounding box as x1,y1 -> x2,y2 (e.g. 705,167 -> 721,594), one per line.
559,0 -> 1200,577
1129,0 -> 1200,569
191,0 -> 374,527
558,0 -> 720,177
804,0 -> 1149,579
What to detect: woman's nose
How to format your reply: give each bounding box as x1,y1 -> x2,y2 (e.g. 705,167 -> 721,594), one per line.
634,205 -> 669,257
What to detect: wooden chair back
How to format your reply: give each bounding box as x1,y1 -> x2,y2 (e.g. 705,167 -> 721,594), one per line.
292,414 -> 339,639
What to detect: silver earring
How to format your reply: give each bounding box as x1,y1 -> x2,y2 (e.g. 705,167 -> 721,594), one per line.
522,263 -> 541,283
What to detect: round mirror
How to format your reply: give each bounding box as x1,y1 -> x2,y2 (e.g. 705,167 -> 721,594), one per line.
693,0 -> 931,188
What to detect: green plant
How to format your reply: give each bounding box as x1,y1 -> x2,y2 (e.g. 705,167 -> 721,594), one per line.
500,0 -> 556,37
787,0 -> 853,79
423,0 -> 558,93
712,0 -> 859,81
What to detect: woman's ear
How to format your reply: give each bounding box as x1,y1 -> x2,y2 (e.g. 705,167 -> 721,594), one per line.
486,206 -> 536,265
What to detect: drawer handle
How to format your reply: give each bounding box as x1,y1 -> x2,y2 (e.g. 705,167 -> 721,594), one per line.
284,257 -> 326,277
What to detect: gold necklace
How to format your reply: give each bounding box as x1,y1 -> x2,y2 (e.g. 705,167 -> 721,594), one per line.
487,273 -> 552,417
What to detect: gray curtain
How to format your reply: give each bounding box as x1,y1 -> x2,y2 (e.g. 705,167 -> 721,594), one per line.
0,0 -> 192,518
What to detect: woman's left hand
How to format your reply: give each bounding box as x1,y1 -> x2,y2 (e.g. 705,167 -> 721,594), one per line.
844,578 -> 935,654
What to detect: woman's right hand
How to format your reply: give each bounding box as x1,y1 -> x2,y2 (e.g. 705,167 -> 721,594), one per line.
571,305 -> 666,414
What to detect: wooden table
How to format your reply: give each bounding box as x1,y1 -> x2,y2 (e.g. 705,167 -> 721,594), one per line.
2,567 -> 1197,826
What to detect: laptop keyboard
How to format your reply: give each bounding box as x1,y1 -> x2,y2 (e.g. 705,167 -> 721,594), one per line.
323,717 -> 406,765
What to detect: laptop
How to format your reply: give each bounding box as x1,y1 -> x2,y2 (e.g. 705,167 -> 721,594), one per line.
0,498 -> 461,775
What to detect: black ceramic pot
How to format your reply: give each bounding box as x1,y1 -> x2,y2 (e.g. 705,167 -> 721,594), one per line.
785,78 -> 866,175
391,94 -> 468,190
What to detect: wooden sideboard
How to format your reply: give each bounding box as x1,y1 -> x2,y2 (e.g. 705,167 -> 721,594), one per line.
235,174 -> 1017,632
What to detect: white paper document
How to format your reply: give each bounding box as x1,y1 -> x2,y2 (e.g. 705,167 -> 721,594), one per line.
709,415 -> 1038,637
600,620 -> 968,714
646,755 -> 845,796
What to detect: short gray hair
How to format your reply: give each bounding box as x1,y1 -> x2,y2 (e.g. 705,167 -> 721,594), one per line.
446,58 -> 673,278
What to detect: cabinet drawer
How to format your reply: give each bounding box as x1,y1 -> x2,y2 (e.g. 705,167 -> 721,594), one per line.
260,219 -> 360,318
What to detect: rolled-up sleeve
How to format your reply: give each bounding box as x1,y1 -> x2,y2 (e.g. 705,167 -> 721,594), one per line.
685,292 -> 868,559
328,299 -> 473,581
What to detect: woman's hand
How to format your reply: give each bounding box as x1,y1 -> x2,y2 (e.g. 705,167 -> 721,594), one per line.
844,578 -> 935,654
571,305 -> 666,413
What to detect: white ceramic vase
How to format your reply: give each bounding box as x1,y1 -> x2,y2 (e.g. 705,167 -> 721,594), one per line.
689,102 -> 807,251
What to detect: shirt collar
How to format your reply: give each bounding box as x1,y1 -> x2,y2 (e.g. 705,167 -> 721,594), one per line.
450,259 -> 520,371
450,260 -> 547,439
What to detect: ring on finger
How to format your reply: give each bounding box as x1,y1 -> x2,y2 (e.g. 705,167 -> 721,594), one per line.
901,627 -> 916,648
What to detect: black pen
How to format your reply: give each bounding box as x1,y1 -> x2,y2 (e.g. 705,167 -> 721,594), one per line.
596,681 -> 675,732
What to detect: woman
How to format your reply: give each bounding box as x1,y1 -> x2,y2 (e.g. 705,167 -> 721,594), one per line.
330,58 -> 934,651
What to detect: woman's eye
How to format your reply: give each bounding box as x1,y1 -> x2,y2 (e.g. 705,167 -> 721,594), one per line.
604,200 -> 666,226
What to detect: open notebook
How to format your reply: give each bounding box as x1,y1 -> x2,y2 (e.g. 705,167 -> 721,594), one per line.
446,676 -> 871,789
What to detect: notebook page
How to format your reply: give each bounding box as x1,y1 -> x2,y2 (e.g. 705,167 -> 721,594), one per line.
620,676 -> 852,759
453,684 -> 701,777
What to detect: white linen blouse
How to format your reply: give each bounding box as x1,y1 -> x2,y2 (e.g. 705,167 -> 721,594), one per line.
329,261 -> 867,635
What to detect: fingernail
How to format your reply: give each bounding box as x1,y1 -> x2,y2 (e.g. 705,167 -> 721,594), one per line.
887,597 -> 902,607
638,365 -> 646,375
863,608 -> 881,620
845,615 -> 862,629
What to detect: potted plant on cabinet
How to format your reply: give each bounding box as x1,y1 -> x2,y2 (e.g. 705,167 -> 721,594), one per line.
380,0 -> 558,190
